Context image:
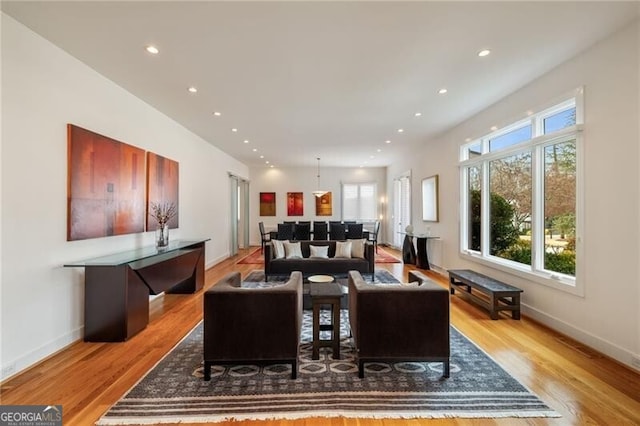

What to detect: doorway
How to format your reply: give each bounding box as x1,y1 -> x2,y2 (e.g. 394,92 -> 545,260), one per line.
392,171 -> 411,248
229,174 -> 249,256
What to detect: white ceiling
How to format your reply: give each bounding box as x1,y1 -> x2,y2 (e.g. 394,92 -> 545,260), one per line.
3,1 -> 638,168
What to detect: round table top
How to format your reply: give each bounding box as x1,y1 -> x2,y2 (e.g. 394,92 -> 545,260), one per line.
307,274 -> 334,283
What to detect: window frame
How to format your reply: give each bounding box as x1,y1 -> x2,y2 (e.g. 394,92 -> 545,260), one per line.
458,88 -> 584,296
341,182 -> 378,222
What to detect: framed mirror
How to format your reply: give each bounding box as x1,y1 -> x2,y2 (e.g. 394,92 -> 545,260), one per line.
422,175 -> 439,222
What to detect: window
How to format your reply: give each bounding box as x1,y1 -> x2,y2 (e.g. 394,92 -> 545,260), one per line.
459,92 -> 581,290
342,182 -> 377,222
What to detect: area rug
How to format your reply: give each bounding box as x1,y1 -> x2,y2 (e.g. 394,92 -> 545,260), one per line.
242,268 -> 400,285
97,312 -> 559,424
237,246 -> 401,265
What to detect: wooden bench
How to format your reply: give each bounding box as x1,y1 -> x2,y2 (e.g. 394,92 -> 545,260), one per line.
448,269 -> 523,320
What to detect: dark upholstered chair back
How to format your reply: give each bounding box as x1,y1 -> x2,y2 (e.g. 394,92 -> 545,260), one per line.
313,221 -> 328,240
294,223 -> 311,240
277,223 -> 294,240
203,271 -> 303,380
329,223 -> 346,240
348,270 -> 450,378
346,223 -> 363,239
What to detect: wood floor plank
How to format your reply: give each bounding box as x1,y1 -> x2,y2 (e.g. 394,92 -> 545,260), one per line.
1,246 -> 639,426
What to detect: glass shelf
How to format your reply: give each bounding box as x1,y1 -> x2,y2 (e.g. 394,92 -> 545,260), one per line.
64,239 -> 210,267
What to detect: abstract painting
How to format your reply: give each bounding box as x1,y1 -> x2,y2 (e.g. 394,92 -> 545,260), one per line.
147,152 -> 179,230
259,192 -> 276,216
67,124 -> 146,240
315,192 -> 332,216
287,192 -> 303,216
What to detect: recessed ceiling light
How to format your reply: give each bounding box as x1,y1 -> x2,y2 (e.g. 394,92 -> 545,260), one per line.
213,111 -> 221,116
270,165 -> 274,168
370,155 -> 375,159
244,140 -> 249,144
252,148 -> 257,152
188,86 -> 197,93
478,49 -> 491,57
397,129 -> 404,133
259,155 -> 264,159
145,45 -> 159,54
265,161 -> 270,164
438,88 -> 448,94
465,138 -> 472,142
231,128 -> 238,132
377,149 -> 382,152
491,125 -> 498,131
385,140 -> 391,144
415,112 -> 422,117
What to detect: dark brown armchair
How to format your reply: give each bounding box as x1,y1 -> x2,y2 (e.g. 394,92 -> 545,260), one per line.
348,270 -> 450,378
203,271 -> 303,381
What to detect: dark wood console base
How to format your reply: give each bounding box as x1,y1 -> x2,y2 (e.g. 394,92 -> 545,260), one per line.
67,240 -> 208,342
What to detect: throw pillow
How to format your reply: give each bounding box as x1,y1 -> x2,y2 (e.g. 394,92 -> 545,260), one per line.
335,241 -> 352,258
351,238 -> 366,258
284,241 -> 303,259
309,245 -> 329,259
272,240 -> 287,259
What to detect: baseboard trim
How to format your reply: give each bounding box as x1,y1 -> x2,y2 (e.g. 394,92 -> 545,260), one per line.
522,303 -> 640,373
1,326 -> 83,382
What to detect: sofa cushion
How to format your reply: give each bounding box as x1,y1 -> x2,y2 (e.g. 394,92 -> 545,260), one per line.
272,240 -> 287,259
351,239 -> 366,258
309,245 -> 329,259
335,241 -> 352,258
284,241 -> 303,259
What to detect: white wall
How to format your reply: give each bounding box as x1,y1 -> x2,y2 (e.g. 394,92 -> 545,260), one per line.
249,166 -> 386,245
387,21 -> 640,370
0,14 -> 248,379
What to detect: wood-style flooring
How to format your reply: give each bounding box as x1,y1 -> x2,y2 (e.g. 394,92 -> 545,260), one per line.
1,246 -> 639,425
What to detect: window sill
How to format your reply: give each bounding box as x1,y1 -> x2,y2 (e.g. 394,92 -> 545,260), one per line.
459,251 -> 583,297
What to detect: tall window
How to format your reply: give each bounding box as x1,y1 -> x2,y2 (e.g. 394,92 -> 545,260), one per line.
342,182 -> 377,222
460,93 -> 581,287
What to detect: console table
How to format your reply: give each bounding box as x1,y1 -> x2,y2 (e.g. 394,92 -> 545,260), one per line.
65,239 -> 209,342
400,232 -> 439,270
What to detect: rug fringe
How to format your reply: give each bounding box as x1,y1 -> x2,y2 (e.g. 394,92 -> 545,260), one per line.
97,410 -> 561,425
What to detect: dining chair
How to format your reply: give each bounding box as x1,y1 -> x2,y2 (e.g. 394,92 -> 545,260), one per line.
329,222 -> 346,240
346,223 -> 364,239
258,222 -> 271,253
294,223 -> 311,240
277,223 -> 294,240
312,221 -> 328,240
368,220 -> 380,253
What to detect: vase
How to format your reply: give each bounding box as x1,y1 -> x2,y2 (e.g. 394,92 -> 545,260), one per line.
156,223 -> 169,248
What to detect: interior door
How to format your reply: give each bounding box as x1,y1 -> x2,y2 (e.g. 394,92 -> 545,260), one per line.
393,172 -> 411,248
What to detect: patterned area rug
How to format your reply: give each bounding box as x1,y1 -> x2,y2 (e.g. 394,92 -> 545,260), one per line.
97,311 -> 559,424
237,246 -> 401,264
242,268 -> 400,286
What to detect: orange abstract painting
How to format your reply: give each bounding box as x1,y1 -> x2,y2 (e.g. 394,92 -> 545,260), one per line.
67,124 -> 146,240
146,152 -> 179,230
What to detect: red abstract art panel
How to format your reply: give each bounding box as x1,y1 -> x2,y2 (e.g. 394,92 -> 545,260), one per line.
287,192 -> 304,216
260,192 -> 276,216
67,124 -> 146,241
146,152 -> 179,230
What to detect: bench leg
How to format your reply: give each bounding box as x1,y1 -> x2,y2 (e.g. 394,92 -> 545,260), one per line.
512,295 -> 521,320
490,294 -> 499,320
449,277 -> 456,294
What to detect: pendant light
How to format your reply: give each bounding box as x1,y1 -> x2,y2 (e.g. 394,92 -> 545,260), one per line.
312,157 -> 328,198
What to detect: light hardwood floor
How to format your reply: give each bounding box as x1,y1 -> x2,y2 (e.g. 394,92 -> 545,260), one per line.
2,246 -> 640,425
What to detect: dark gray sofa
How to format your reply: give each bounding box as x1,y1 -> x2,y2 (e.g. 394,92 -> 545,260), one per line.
264,240 -> 374,281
